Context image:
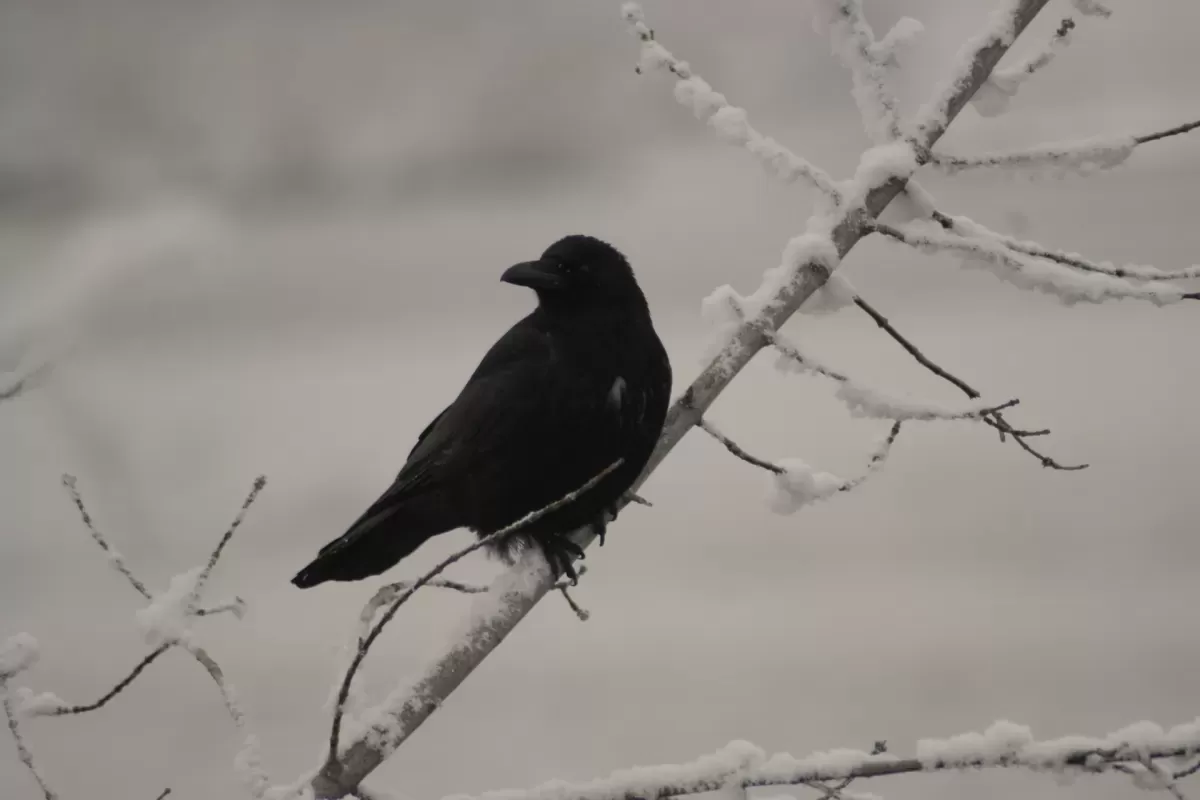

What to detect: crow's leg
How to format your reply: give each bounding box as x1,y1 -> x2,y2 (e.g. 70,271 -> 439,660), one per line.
592,515 -> 609,547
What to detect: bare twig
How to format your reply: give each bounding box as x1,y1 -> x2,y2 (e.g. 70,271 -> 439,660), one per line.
61,473 -> 152,600
154,789 -> 172,800
557,586 -> 590,622
36,644 -> 170,717
853,294 -> 1085,470
697,418 -> 785,474
189,475 -> 267,610
3,678 -> 57,800
324,459 -> 624,772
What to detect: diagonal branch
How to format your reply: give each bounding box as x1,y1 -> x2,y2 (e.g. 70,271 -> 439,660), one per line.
322,460 -> 624,779
306,2 -> 1054,796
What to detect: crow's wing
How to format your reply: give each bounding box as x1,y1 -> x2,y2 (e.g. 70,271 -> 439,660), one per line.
337,317 -> 626,544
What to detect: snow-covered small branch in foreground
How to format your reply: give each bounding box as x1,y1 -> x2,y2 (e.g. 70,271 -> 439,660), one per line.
873,220 -> 1196,306
1072,0 -> 1112,17
446,718 -> 1200,800
933,210 -> 1200,282
621,2 -> 842,201
972,16 -> 1077,117
932,133 -> 1136,176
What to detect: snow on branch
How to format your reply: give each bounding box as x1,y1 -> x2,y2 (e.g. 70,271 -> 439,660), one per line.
871,220 -> 1198,306
929,117 -> 1200,176
2,476 -> 271,798
697,416 -> 903,515
812,0 -> 904,143
620,3 -> 843,202
317,461 -> 624,795
930,209 -> 1200,282
444,718 -> 1200,800
304,3 -> 1056,796
972,16 -> 1078,118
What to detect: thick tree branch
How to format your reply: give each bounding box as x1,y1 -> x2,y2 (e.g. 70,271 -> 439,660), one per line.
306,3 -> 1053,796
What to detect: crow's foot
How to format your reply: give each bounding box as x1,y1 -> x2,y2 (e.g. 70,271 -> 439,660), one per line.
535,534 -> 585,585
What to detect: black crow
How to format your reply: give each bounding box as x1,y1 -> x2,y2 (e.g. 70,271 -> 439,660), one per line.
291,234 -> 672,589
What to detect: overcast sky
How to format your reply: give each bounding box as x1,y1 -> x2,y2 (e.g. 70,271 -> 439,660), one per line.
1,2 -> 1199,800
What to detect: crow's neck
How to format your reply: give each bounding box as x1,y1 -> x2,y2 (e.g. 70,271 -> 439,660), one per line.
533,300 -> 657,359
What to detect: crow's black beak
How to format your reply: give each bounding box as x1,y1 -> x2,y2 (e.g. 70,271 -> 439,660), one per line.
501,259 -> 565,290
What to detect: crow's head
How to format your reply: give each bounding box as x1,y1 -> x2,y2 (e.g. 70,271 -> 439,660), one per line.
501,235 -> 646,310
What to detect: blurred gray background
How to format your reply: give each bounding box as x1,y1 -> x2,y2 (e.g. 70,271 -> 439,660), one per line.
1,1 -> 1198,799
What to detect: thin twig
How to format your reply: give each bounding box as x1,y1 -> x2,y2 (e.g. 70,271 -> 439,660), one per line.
557,586 -> 590,622
154,789 -> 172,800
698,418 -> 785,474
1141,755 -> 1190,800
40,644 -> 170,716
930,117 -> 1200,172
326,460 -> 624,767
189,475 -> 267,610
61,473 -> 152,600
3,679 -> 57,800
853,295 -> 1086,470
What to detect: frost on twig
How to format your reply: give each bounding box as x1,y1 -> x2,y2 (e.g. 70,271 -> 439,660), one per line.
444,718 -> 1200,800
323,460 -> 624,779
814,0 -> 904,142
5,476 -> 272,797
931,210 -> 1200,282
930,117 -> 1200,176
972,16 -> 1077,118
872,221 -> 1197,306
696,415 -> 903,515
307,3 -> 1061,794
620,2 -> 842,201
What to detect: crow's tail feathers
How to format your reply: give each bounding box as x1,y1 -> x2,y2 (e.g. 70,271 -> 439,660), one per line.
290,504 -> 434,589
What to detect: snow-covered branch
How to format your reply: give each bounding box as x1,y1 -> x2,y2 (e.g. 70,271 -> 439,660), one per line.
3,477 -> 270,798
929,209 -> 1200,281
620,3 -> 843,202
971,15 -> 1078,117
319,461 -> 625,793
871,220 -> 1198,306
929,117 -> 1200,175
444,718 -> 1200,800
302,3 -> 1056,796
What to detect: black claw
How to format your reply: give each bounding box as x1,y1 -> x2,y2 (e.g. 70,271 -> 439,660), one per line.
537,535 -> 583,585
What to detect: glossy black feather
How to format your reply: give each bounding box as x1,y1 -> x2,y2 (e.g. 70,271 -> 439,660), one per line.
291,235 -> 672,588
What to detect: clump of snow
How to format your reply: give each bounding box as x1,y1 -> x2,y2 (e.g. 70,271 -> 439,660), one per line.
135,567 -> 203,647
0,633 -> 40,679
755,746 -> 899,784
701,285 -> 746,328
767,458 -> 844,515
918,720 -> 1034,767
454,740 -> 766,800
800,274 -> 857,316
879,181 -> 936,225
14,688 -> 66,717
970,78 -> 1017,117
235,733 -> 271,799
744,232 -> 841,318
835,383 -> 995,422
844,142 -> 918,209
870,17 -> 924,64
1072,0 -> 1112,17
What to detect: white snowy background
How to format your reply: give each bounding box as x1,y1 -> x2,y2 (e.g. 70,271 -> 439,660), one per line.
1,0 -> 1198,798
